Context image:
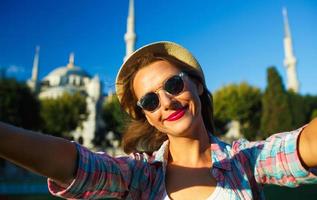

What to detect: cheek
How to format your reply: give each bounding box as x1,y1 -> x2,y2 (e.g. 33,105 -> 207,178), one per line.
191,94 -> 202,113
145,114 -> 154,126
145,113 -> 160,127
187,91 -> 202,115
145,114 -> 167,132
187,83 -> 202,106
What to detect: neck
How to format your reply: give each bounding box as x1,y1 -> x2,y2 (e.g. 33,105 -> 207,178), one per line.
167,125 -> 211,168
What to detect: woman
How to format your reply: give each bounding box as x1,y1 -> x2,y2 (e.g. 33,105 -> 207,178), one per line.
0,41 -> 317,199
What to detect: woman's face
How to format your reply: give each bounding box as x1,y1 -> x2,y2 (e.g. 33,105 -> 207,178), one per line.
133,60 -> 204,138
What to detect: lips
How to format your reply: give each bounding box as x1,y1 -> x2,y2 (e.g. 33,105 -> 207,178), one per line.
165,106 -> 187,121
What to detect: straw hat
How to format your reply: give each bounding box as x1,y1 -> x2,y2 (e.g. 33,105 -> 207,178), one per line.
115,41 -> 204,116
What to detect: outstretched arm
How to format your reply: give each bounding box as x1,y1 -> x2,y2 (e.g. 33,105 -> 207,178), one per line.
298,118 -> 317,168
0,122 -> 77,185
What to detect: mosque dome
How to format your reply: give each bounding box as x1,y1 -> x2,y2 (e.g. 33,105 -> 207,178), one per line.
41,53 -> 91,87
44,65 -> 90,79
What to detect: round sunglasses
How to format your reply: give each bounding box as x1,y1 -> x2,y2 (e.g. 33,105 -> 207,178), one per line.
137,72 -> 185,112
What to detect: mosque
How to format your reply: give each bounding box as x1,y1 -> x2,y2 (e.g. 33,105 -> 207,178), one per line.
26,1 -> 299,146
26,0 -> 136,149
27,49 -> 104,148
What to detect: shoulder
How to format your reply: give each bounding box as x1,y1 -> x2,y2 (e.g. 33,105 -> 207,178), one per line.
231,126 -> 304,153
228,127 -> 305,168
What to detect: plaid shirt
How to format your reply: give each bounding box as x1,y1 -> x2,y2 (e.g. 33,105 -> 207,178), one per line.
48,127 -> 317,199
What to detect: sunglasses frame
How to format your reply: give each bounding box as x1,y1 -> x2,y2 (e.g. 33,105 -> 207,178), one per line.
137,72 -> 185,112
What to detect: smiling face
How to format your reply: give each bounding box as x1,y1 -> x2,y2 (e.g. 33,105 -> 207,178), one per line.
133,60 -> 205,139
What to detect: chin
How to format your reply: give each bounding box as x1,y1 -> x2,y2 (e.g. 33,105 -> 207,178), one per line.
163,115 -> 196,137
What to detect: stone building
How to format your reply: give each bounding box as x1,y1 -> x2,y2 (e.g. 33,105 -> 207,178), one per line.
27,51 -> 103,149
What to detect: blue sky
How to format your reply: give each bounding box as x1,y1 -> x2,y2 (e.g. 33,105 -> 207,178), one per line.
1,0 -> 316,95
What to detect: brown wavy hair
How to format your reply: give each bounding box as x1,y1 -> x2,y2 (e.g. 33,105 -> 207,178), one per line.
119,53 -> 215,154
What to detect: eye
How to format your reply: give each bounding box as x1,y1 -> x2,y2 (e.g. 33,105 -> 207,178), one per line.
139,92 -> 159,112
164,75 -> 184,95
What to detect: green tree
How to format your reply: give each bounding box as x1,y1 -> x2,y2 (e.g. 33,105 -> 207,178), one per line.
260,67 -> 292,138
98,94 -> 129,146
213,82 -> 262,140
302,95 -> 317,121
0,78 -> 41,130
287,91 -> 307,129
311,109 -> 317,120
40,92 -> 87,138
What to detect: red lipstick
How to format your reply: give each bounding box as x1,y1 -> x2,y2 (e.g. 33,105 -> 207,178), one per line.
165,107 -> 186,121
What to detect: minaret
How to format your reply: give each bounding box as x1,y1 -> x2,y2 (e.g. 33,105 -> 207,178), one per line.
282,7 -> 299,93
27,46 -> 40,93
124,0 -> 136,61
67,52 -> 75,68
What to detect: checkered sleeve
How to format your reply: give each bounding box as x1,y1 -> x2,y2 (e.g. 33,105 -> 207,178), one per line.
47,143 -> 143,199
234,126 -> 317,187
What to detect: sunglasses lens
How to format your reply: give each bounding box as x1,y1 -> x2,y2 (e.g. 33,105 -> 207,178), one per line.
164,75 -> 184,95
140,92 -> 159,111
138,74 -> 185,112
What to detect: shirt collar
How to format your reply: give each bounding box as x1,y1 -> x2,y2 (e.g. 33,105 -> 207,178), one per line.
151,135 -> 232,171
210,134 -> 232,171
152,140 -> 169,164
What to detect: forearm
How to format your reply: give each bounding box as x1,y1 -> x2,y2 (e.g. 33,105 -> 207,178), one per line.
0,121 -> 77,185
298,118 -> 317,168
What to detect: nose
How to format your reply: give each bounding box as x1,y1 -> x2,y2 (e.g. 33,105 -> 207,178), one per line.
158,90 -> 177,111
